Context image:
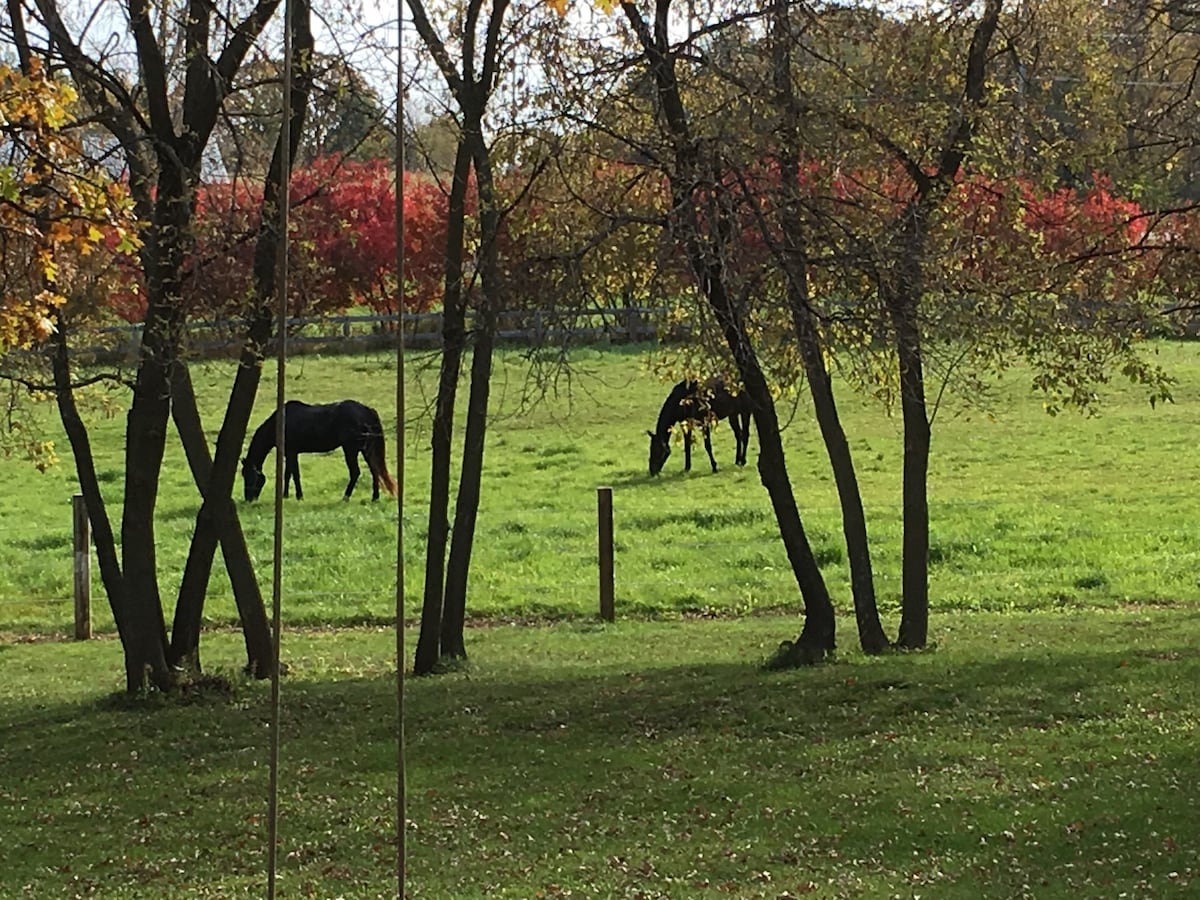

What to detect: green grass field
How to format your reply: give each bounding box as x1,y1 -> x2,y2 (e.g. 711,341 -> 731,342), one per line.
1,611 -> 1197,898
2,341 -> 1199,897
1,341 -> 1199,637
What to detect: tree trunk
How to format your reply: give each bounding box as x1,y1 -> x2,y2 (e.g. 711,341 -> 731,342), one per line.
794,312 -> 889,654
169,502 -> 216,673
120,379 -> 173,691
767,0 -> 886,654
440,323 -> 494,660
415,143 -> 472,676
891,289 -> 931,649
167,0 -> 312,677
49,316 -> 136,656
440,133 -> 503,661
880,202 -> 933,650
119,177 -> 195,693
168,364 -> 275,676
712,278 -> 837,663
623,0 -> 835,663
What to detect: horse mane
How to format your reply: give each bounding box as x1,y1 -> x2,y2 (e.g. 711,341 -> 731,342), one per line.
244,411 -> 278,466
655,379 -> 699,435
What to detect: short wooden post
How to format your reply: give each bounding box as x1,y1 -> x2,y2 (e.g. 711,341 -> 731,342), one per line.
597,486 -> 614,622
72,494 -> 91,640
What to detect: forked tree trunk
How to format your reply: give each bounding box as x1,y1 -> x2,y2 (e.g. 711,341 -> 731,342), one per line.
440,132 -> 503,660
623,0 -> 835,663
407,0 -> 518,675
168,0 -> 312,676
415,144 -> 472,676
882,0 -> 1000,649
34,0 -> 290,692
169,364 -> 275,676
769,0 -> 886,654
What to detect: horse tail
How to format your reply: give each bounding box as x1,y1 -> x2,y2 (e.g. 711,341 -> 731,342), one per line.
365,412 -> 397,497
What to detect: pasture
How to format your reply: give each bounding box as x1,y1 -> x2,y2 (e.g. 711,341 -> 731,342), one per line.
1,341 -> 1199,635
1,341 -> 1199,896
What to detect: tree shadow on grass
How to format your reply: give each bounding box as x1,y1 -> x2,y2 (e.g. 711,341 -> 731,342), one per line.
2,622 -> 1199,896
5,629 -> 1198,764
365,643 -> 1194,752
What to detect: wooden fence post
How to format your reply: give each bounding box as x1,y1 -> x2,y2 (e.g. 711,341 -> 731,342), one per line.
72,494 -> 91,640
597,486 -> 614,622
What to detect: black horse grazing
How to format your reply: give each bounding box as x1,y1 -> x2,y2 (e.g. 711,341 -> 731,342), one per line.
648,378 -> 752,475
242,399 -> 397,501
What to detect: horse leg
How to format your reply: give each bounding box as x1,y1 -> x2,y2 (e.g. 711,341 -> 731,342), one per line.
363,450 -> 381,501
288,455 -> 305,500
342,446 -> 361,501
683,427 -> 693,471
703,422 -> 717,473
736,413 -> 748,466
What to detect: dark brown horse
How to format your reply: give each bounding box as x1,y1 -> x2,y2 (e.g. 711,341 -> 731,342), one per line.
242,399 -> 396,501
647,377 -> 751,475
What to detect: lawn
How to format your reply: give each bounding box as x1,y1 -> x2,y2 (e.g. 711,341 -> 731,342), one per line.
1,341 -> 1199,639
1,610 -> 1197,898
1,340 -> 1198,897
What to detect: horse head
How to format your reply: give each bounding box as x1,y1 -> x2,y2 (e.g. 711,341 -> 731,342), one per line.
242,457 -> 267,502
648,429 -> 672,476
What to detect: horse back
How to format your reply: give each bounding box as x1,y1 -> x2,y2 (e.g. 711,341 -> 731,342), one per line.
280,399 -> 381,453
703,378 -> 750,421
657,376 -> 754,432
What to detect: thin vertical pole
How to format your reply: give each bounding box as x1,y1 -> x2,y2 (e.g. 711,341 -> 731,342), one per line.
267,0 -> 294,894
598,486 -> 614,622
394,5 -> 409,894
72,494 -> 91,640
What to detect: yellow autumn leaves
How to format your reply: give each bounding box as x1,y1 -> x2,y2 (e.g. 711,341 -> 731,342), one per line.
544,0 -> 616,16
0,59 -> 141,351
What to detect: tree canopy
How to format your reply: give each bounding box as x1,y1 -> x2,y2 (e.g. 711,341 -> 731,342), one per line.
0,60 -> 139,351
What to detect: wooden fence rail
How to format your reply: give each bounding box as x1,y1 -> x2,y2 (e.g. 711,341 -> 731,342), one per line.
89,307 -> 675,363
